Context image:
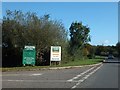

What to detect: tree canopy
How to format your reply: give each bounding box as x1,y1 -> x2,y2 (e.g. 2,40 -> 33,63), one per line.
69,21 -> 91,59
2,10 -> 68,66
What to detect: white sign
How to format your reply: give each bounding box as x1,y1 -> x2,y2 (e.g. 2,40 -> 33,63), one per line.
25,46 -> 35,50
50,46 -> 61,61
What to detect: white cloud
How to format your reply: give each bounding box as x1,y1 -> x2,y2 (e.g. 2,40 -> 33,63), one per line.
104,40 -> 109,45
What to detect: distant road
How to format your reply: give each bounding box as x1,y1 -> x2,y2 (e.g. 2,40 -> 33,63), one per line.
2,59 -> 119,89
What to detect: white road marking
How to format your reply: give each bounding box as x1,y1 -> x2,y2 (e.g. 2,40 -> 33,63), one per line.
71,64 -> 103,89
72,85 -> 77,89
2,73 -> 43,76
30,73 -> 42,76
78,79 -> 84,82
3,79 -> 72,82
7,80 -> 24,82
67,66 -> 96,82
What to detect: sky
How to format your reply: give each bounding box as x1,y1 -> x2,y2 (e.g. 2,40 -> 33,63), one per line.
2,2 -> 118,46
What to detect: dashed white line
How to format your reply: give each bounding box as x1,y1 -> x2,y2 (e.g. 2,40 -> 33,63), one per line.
7,80 -> 24,82
2,73 -> 43,76
30,73 -> 42,76
72,85 -> 77,89
71,64 -> 103,89
67,66 -> 96,82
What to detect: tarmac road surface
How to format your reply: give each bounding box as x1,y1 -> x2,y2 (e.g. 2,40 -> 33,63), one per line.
2,60 -> 119,89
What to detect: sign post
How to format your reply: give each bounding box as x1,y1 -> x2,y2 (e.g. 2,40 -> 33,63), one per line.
22,46 -> 36,66
50,46 -> 61,66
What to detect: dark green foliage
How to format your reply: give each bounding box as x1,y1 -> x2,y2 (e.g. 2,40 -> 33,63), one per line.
2,10 -> 68,67
116,42 -> 120,57
94,45 -> 118,57
69,21 -> 91,60
85,44 -> 95,59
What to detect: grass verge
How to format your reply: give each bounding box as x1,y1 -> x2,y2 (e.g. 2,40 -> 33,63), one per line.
62,59 -> 103,66
2,58 -> 103,72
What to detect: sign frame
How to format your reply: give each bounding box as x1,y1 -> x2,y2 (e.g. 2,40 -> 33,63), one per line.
22,46 -> 36,66
50,46 -> 61,61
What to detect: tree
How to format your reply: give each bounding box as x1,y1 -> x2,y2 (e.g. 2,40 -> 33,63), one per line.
0,19 -> 2,45
116,42 -> 120,58
69,21 -> 91,59
95,45 -> 107,56
82,48 -> 89,59
85,43 -> 95,59
2,10 -> 68,66
0,19 -> 2,67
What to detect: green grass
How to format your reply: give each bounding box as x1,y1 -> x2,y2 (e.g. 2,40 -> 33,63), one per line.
2,66 -> 50,72
2,58 -> 103,72
62,59 -> 103,66
95,55 -> 106,59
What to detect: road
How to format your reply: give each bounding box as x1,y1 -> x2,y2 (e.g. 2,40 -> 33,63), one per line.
2,59 -> 119,89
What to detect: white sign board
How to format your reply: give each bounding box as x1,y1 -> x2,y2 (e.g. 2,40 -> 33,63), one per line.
25,46 -> 35,50
50,46 -> 61,61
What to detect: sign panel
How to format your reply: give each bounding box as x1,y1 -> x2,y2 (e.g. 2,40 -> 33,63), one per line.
22,46 -> 36,66
50,46 -> 61,61
25,46 -> 35,50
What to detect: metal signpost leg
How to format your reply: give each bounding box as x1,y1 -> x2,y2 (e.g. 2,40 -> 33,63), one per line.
50,61 -> 51,66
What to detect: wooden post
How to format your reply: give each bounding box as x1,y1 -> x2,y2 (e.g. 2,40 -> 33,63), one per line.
50,61 -> 51,66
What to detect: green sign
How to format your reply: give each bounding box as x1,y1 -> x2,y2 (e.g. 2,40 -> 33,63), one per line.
22,46 -> 36,66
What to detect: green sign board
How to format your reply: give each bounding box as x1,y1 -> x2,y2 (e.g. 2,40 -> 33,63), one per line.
22,46 -> 36,66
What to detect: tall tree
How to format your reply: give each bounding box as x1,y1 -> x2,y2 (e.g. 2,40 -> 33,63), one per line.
69,21 -> 91,59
